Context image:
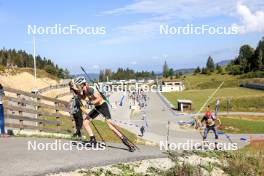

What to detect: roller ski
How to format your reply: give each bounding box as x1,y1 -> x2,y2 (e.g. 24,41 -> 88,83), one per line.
121,136 -> 136,152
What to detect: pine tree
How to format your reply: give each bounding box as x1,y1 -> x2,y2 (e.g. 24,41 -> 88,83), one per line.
151,71 -> 155,77
201,67 -> 208,74
238,45 -> 255,72
255,39 -> 264,70
206,56 -> 215,72
163,61 -> 169,78
0,48 -> 71,78
216,64 -> 223,74
168,68 -> 174,80
194,66 -> 201,74
99,70 -> 105,81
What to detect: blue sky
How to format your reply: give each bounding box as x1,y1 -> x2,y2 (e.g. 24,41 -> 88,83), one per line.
0,0 -> 264,74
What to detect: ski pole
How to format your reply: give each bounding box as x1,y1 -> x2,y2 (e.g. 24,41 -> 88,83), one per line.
167,121 -> 170,148
80,66 -> 96,84
218,131 -> 233,143
78,96 -> 139,150
89,103 -> 140,150
107,119 -> 140,150
90,120 -> 105,143
87,104 -> 140,150
80,66 -> 111,105
72,94 -> 106,143
89,104 -> 140,150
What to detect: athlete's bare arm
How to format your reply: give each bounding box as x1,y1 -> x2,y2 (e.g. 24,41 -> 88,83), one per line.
78,91 -> 87,100
91,92 -> 103,105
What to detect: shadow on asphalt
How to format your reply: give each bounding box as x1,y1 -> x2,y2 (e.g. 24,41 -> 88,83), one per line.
69,139 -> 133,152
106,145 -> 130,151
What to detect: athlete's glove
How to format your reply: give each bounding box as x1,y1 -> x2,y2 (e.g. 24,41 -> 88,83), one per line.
69,81 -> 80,94
87,100 -> 93,105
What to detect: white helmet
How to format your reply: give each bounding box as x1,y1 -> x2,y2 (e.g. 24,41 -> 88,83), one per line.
74,76 -> 86,85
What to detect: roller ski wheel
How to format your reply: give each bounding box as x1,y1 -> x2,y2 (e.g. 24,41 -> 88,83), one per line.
122,137 -> 136,152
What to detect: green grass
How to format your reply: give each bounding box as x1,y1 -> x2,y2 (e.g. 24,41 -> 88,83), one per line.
181,73 -> 240,90
167,73 -> 264,90
241,77 -> 264,84
163,89 -> 214,111
219,96 -> 264,112
220,116 -> 264,134
222,142 -> 264,176
192,143 -> 264,176
163,87 -> 264,112
41,116 -> 137,143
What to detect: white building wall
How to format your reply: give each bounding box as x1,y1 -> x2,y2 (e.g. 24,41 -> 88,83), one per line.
161,82 -> 185,92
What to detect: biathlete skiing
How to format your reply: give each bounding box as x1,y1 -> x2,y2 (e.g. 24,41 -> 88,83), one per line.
69,76 -> 136,152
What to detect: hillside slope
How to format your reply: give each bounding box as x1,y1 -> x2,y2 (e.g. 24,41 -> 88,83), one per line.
0,71 -> 58,92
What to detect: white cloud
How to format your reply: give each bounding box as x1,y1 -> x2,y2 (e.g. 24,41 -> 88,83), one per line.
104,0 -> 264,17
233,2 -> 264,33
101,0 -> 264,45
105,0 -> 182,14
104,0 -> 236,19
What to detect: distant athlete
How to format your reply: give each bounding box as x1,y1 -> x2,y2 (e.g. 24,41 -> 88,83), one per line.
69,94 -> 83,138
215,99 -> 220,117
69,77 -> 135,152
201,106 -> 219,141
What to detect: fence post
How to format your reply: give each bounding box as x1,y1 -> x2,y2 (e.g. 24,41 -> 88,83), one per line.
17,93 -> 24,131
55,101 -> 60,133
3,87 -> 72,134
36,97 -> 42,132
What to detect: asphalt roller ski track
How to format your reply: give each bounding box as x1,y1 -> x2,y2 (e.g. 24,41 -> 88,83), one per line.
0,137 -> 164,176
